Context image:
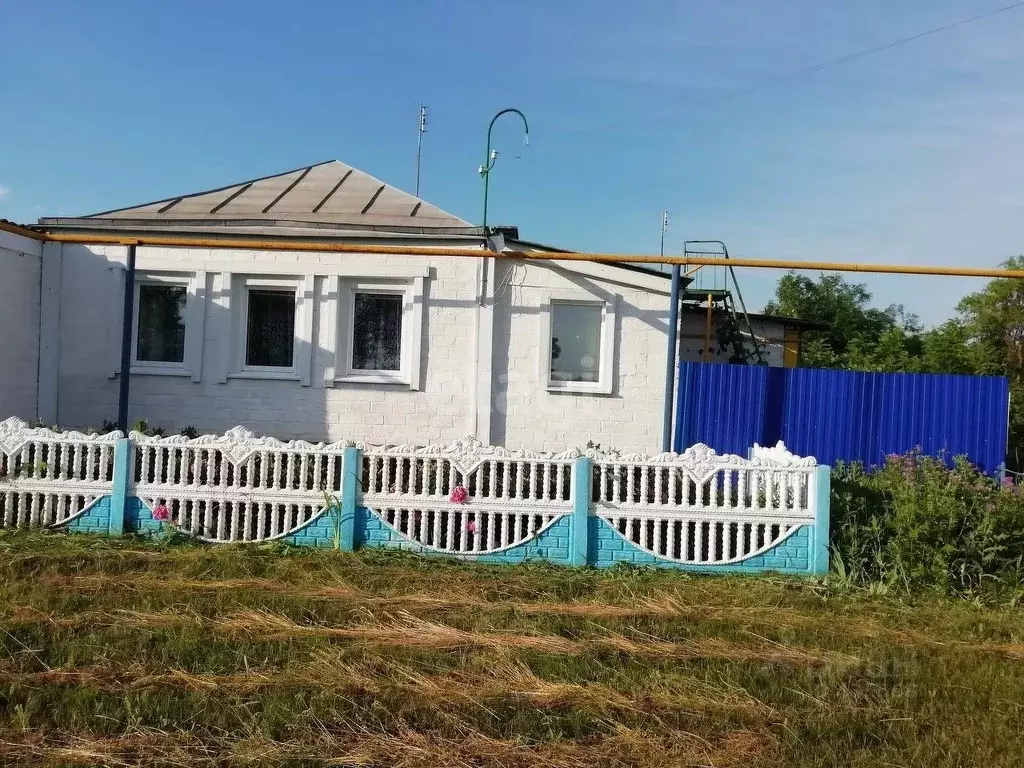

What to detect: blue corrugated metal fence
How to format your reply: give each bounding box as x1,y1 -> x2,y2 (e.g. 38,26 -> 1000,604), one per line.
674,363 -> 1009,474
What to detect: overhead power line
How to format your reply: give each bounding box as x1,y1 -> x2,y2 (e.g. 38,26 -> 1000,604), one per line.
512,1 -> 1024,156
722,1 -> 1024,103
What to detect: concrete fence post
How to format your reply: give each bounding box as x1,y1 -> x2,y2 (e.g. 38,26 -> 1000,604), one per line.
338,446 -> 361,552
108,437 -> 133,536
569,456 -> 592,566
811,464 -> 831,574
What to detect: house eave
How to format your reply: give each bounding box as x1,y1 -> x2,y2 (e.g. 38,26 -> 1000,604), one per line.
38,217 -> 491,239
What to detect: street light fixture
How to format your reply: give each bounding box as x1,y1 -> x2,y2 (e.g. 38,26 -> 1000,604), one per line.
480,108 -> 529,234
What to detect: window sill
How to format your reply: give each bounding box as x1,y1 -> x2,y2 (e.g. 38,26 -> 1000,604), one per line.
332,373 -> 413,388
545,381 -> 614,395
227,370 -> 302,382
111,367 -> 193,378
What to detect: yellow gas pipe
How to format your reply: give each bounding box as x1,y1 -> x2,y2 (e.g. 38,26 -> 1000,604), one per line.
3,219 -> 1024,279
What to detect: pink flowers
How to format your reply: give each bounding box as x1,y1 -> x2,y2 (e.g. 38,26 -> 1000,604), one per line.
151,502 -> 178,544
448,486 -> 473,530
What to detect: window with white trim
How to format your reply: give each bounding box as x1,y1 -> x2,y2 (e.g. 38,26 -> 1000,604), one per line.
352,291 -> 403,371
245,288 -> 296,368
228,275 -> 313,382
136,283 -> 186,364
125,272 -> 203,378
332,276 -> 424,388
540,293 -> 617,394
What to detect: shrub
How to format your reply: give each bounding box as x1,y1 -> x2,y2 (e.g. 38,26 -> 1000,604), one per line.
831,451 -> 1024,599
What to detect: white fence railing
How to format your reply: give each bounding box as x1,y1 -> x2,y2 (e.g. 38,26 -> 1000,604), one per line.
0,420 -> 824,571
360,437 -> 577,554
589,442 -> 818,565
132,427 -> 352,542
0,418 -> 121,528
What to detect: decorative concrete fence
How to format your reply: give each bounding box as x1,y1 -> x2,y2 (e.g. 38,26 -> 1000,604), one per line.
0,418 -> 121,531
132,427 -> 350,543
0,418 -> 830,573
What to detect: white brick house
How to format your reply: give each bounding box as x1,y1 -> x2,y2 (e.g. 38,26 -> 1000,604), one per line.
1,160 -> 811,452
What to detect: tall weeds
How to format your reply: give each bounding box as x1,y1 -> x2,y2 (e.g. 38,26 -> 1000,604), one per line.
831,451 -> 1024,599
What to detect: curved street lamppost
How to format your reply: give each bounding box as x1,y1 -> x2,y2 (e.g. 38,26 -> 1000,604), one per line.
479,108 -> 529,234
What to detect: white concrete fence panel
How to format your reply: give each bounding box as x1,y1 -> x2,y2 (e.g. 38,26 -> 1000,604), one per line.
0,417 -> 121,527
360,437 -> 577,554
132,427 -> 353,542
0,419 -> 829,573
589,442 -> 818,565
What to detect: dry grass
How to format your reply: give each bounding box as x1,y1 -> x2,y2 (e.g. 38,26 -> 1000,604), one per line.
0,725 -> 776,767
0,653 -> 772,723
2,533 -> 1024,767
5,604 -> 841,667
41,573 -> 976,643
43,571 -> 825,617
18,598 -> 1024,662
26,576 -> 1024,660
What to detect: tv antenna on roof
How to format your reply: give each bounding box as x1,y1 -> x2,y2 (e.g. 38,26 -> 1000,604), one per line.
415,104 -> 428,198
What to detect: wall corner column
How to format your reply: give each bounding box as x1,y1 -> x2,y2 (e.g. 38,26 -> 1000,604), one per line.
472,255 -> 496,444
37,241 -> 64,424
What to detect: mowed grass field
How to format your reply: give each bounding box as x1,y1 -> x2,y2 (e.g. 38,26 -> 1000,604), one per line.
0,533 -> 1022,767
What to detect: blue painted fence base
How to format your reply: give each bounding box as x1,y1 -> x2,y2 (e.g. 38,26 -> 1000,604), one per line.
48,446 -> 830,577
356,508 -> 575,564
588,517 -> 814,574
57,500 -> 821,575
63,496 -> 114,535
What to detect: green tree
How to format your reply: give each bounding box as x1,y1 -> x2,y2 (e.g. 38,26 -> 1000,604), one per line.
764,259 -> 1024,470
918,320 -> 974,375
953,257 -> 1024,468
763,273 -> 917,368
848,327 -> 919,373
955,256 -> 1024,377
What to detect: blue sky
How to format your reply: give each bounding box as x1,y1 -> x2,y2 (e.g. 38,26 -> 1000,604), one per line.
2,1 -> 1022,324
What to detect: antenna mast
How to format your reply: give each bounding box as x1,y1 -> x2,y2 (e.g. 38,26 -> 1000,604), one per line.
660,210 -> 669,258
415,104 -> 428,198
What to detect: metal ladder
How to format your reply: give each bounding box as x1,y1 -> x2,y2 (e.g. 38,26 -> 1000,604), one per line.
683,240 -> 767,365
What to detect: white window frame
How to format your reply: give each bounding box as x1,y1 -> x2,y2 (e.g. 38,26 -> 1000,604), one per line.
228,275 -> 314,383
539,291 -> 617,395
329,276 -> 424,389
114,270 -> 205,380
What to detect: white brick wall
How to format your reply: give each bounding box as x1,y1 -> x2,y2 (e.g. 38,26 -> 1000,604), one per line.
0,233 -> 42,421
490,259 -> 671,454
51,243 -> 480,442
42,243 -> 793,450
